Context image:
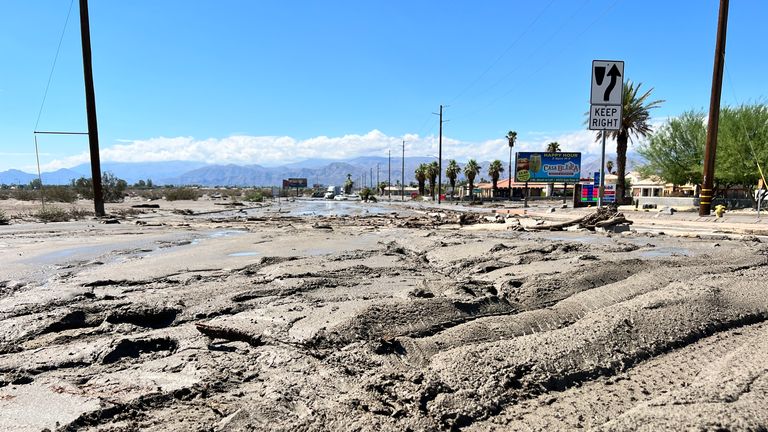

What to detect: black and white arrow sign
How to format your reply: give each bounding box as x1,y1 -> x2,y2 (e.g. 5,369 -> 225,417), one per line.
591,60 -> 624,106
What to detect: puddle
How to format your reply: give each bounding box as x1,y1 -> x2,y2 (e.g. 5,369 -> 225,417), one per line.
228,251 -> 260,257
637,247 -> 693,258
208,230 -> 247,238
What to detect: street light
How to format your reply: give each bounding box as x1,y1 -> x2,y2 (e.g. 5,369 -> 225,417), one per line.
506,131 -> 517,202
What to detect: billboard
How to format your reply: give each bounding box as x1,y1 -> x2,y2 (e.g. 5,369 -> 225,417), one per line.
515,152 -> 581,183
282,178 -> 308,188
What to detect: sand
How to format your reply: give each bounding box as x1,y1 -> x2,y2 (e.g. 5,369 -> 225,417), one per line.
1,197 -> 767,431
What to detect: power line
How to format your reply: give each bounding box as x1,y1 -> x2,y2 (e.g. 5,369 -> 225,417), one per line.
447,0 -> 557,105
34,0 -> 75,131
452,0 -> 622,123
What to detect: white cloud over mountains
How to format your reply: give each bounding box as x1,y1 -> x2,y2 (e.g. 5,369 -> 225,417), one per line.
38,128 -> 642,171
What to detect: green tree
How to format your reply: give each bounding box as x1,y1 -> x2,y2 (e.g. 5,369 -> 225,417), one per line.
637,110 -> 706,187
426,161 -> 439,198
146,179 -> 153,188
593,80 -> 663,203
487,160 -> 504,196
343,173 -> 354,195
463,159 -> 481,200
546,141 -> 560,152
716,103 -> 768,200
414,164 -> 427,195
606,160 -> 615,174
446,159 -> 461,199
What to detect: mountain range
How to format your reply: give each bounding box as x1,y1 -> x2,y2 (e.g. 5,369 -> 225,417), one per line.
0,153 -> 644,187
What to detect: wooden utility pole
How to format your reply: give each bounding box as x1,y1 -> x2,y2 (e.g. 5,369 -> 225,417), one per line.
700,0 -> 729,216
438,105 -> 443,204
79,0 -> 105,216
401,140 -> 406,201
80,0 -> 105,216
388,150 -> 391,201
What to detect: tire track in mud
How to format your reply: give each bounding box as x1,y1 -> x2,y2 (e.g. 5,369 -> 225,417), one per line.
468,321 -> 768,431
412,269 -> 768,430
395,256 -> 767,365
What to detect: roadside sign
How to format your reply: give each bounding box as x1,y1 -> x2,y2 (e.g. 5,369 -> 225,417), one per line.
593,172 -> 600,186
282,178 -> 307,188
515,152 -> 581,183
589,104 -> 621,130
591,60 -> 624,105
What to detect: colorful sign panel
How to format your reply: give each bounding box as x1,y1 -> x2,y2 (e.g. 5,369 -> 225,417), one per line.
515,152 -> 581,183
581,184 -> 615,203
282,178 -> 308,188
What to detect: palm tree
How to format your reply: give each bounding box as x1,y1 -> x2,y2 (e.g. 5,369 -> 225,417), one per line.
343,173 -> 353,195
545,141 -> 561,197
546,141 -> 560,152
594,80 -> 663,203
464,159 -> 481,200
426,161 -> 439,198
488,160 -> 504,197
446,160 -> 460,199
506,131 -> 517,200
414,164 -> 427,196
606,160 -> 615,174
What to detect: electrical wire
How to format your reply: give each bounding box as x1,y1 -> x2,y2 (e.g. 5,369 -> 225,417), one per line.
452,0 -> 622,122
34,0 -> 75,131
723,64 -> 768,186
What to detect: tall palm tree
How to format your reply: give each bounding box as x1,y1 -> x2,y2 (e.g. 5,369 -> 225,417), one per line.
426,161 -> 439,198
446,159 -> 460,199
545,141 -> 561,196
506,131 -> 517,199
488,160 -> 504,196
546,141 -> 561,152
414,164 -> 427,196
594,80 -> 663,203
464,159 -> 481,200
343,173 -> 353,195
606,160 -> 615,174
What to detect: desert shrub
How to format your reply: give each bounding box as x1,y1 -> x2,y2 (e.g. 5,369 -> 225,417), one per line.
136,189 -> 163,200
68,206 -> 93,220
244,190 -> 264,202
164,188 -> 199,201
72,171 -> 127,202
44,186 -> 78,203
12,189 -> 39,201
0,191 -> 9,200
0,210 -> 9,225
34,206 -> 70,223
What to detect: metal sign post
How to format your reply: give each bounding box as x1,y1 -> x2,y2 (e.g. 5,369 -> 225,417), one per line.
589,60 -> 624,207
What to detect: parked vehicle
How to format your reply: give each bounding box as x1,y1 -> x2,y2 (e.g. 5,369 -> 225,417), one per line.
324,186 -> 341,199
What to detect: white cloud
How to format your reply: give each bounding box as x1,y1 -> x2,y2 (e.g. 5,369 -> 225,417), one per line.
37,127 -> 656,171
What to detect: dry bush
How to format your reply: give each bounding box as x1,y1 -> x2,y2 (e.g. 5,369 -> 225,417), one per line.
164,188 -> 200,201
34,206 -> 70,223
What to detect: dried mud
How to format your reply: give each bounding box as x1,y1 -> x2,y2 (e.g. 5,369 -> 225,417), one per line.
1,202 -> 767,431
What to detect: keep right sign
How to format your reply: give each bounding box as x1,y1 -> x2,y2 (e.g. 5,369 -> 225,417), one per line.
591,60 -> 624,105
589,105 -> 621,130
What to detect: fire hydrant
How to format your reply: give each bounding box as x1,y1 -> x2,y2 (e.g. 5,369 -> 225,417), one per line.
714,204 -> 726,218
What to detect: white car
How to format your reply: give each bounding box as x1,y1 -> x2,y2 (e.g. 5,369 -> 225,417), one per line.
333,194 -> 348,201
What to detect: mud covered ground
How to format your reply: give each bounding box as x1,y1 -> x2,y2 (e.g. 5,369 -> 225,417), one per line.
1,199 -> 767,431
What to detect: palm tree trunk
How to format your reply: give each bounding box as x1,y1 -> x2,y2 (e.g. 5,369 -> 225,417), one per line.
616,131 -> 628,204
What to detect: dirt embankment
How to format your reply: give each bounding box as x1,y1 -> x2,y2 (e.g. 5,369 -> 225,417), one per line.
1,206 -> 767,431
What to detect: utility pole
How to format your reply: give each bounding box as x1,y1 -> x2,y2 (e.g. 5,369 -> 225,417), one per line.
370,167 -> 373,189
401,140 -> 405,201
433,105 -> 448,204
388,150 -> 391,201
79,0 -> 104,216
700,0 -> 729,216
376,163 -> 380,195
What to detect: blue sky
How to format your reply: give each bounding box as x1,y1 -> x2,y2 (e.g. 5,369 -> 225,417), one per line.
1,0 -> 766,172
